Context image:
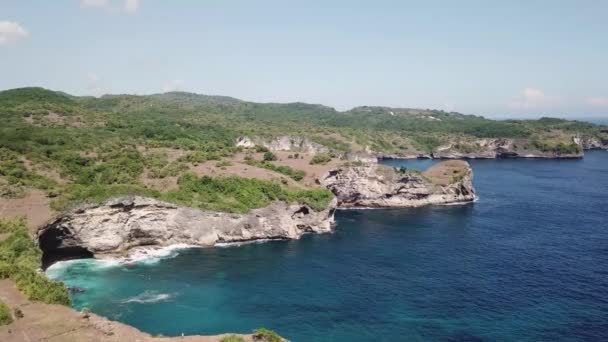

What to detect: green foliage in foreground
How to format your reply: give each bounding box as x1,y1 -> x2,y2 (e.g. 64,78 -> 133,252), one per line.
163,173 -> 333,213
253,328 -> 282,342
0,300 -> 12,326
0,218 -> 70,305
246,160 -> 306,181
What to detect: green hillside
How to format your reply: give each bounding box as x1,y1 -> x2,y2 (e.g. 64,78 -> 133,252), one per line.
1,87 -> 606,211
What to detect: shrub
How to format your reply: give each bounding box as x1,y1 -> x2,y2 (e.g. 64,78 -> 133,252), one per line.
0,300 -> 12,325
253,328 -> 282,342
263,152 -> 277,161
254,145 -> 269,153
310,153 -> 332,165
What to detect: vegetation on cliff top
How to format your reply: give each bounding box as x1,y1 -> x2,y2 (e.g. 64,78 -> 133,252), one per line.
0,218 -> 70,305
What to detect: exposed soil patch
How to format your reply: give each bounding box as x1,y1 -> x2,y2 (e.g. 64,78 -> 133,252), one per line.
270,151 -> 342,186
140,169 -> 180,192
423,160 -> 469,186
189,159 -> 302,188
0,189 -> 53,233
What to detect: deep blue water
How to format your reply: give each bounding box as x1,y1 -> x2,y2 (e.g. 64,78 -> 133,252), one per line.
48,151 -> 608,341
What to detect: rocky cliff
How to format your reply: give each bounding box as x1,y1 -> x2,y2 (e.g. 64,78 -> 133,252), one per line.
574,135 -> 608,150
38,196 -> 337,268
320,160 -> 475,208
236,136 -> 329,154
431,138 -> 585,159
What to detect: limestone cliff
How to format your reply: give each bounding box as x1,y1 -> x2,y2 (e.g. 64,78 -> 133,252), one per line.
432,138 -> 584,159
320,160 -> 475,208
574,135 -> 608,150
38,196 -> 337,268
236,136 -> 329,154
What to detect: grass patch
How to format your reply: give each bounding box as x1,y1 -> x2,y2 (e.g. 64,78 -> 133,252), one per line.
163,173 -> 332,213
246,160 -> 306,181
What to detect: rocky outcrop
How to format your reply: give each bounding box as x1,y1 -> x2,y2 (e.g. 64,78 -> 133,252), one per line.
320,161 -> 475,208
235,136 -> 255,148
574,135 -> 608,150
38,196 -> 337,268
431,138 -> 584,159
262,136 -> 329,153
236,136 -> 329,154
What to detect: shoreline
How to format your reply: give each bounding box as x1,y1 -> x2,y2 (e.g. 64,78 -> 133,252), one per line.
377,147 -> 607,161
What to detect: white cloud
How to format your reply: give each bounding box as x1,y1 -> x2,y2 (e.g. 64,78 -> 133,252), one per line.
0,21 -> 29,45
124,0 -> 140,13
80,0 -> 140,14
162,79 -> 185,93
586,96 -> 608,108
508,88 -> 560,110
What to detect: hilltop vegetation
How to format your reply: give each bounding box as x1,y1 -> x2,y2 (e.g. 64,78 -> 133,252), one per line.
0,87 -> 606,212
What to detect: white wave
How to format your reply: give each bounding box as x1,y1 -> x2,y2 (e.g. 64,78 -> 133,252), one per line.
117,244 -> 198,265
439,195 -> 480,206
46,244 -> 199,277
121,290 -> 174,304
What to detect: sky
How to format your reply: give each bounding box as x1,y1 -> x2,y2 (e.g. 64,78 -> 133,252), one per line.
0,0 -> 607,118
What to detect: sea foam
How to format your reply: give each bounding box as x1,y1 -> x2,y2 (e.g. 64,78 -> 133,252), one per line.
121,290 -> 174,304
45,244 -> 198,278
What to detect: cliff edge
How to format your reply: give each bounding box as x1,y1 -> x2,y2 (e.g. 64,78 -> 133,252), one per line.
321,160 -> 475,208
38,196 -> 337,267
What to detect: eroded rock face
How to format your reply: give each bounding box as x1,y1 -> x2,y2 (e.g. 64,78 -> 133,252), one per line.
262,136 -> 329,153
320,161 -> 475,208
574,135 -> 608,150
432,138 -> 585,159
236,136 -> 329,154
38,196 -> 337,267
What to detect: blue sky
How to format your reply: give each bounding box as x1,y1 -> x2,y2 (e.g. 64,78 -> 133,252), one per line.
1,0 -> 607,118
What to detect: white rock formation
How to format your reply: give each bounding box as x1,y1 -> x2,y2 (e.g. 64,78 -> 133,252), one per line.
38,196 -> 337,267
320,162 -> 475,208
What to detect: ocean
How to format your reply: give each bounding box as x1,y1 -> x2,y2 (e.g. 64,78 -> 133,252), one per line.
47,151 -> 608,341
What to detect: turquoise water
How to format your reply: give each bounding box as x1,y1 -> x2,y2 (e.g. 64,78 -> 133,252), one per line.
48,151 -> 608,341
